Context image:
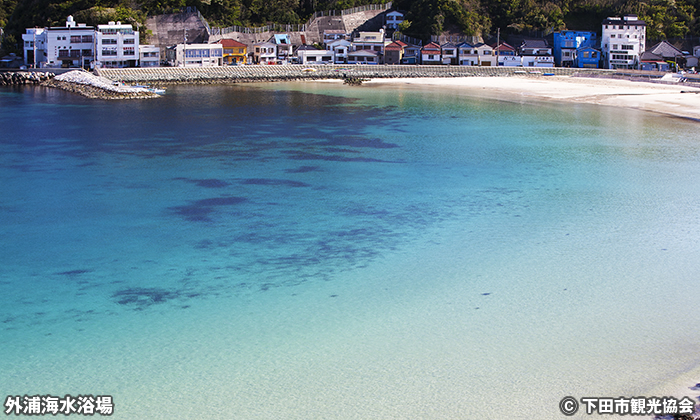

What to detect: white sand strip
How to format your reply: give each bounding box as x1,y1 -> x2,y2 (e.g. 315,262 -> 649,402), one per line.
366,76 -> 700,121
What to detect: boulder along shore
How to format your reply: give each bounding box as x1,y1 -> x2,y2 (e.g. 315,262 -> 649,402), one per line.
41,78 -> 160,99
0,71 -> 55,86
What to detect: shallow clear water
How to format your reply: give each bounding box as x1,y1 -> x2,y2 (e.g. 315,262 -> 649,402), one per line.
2,82 -> 700,419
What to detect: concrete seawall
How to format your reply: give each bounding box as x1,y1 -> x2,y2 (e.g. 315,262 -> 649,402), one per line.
96,65 -> 619,84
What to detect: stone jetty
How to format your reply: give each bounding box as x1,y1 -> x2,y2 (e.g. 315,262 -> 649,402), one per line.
0,71 -> 55,86
42,70 -> 160,99
96,65 -> 617,85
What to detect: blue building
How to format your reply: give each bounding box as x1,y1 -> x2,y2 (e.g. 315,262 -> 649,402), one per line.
552,31 -> 598,67
575,46 -> 601,68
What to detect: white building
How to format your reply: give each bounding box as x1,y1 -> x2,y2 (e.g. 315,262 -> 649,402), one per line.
519,39 -> 554,67
253,41 -> 277,64
328,39 -> 351,63
602,15 -> 646,69
139,45 -> 160,67
352,30 -> 386,56
296,45 -> 334,65
22,27 -> 47,67
385,11 -> 405,30
24,16 -> 95,68
95,21 -> 139,68
166,43 -> 223,67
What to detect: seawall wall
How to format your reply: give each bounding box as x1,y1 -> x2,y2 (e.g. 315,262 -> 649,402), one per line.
96,65 -> 619,84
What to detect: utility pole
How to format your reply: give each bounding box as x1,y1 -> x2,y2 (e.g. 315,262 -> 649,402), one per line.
33,28 -> 37,68
496,27 -> 500,66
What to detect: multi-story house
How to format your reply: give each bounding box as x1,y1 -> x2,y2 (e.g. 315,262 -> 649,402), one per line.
493,42 -> 521,66
24,16 -> 95,68
441,42 -> 457,65
253,41 -> 277,64
457,42 -> 478,66
166,43 -> 223,67
323,30 -> 347,47
474,43 -> 496,66
328,39 -> 352,63
271,34 -> 293,63
218,39 -> 247,65
95,21 -> 139,68
385,11 -> 405,31
552,30 -> 597,67
519,39 -> 554,67
352,30 -> 386,60
575,46 -> 600,68
421,42 -> 441,65
601,15 -> 646,69
384,40 -> 407,64
22,27 -> 47,67
139,45 -> 160,67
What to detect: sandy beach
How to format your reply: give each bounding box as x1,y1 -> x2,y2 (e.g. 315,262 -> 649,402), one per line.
366,75 -> 700,122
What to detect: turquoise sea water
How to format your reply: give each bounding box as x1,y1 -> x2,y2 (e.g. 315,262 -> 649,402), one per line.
2,81 -> 700,419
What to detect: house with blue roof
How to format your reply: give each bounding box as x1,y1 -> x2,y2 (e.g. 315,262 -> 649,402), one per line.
271,34 -> 293,63
457,42 -> 478,66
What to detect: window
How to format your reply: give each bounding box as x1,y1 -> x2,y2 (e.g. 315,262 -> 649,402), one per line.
82,35 -> 92,43
70,36 -> 81,43
583,51 -> 590,58
82,49 -> 92,56
102,48 -> 117,56
613,44 -> 618,49
102,39 -> 117,45
123,47 -> 135,56
621,45 -> 633,50
124,38 -> 135,45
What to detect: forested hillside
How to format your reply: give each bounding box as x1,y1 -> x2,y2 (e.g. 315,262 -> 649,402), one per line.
2,0 -> 699,54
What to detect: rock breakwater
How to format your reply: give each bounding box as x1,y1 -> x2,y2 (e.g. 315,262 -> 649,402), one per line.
41,70 -> 160,99
0,71 -> 55,86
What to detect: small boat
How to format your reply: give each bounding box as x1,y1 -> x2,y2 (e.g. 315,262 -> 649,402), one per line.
133,84 -> 166,95
147,87 -> 166,95
543,72 -> 555,76
302,67 -> 317,72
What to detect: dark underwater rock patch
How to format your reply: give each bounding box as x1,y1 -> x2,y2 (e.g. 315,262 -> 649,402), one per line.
241,178 -> 310,187
285,166 -> 321,173
174,177 -> 231,188
112,287 -> 179,308
317,136 -> 399,149
169,196 -> 248,222
55,269 -> 92,276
